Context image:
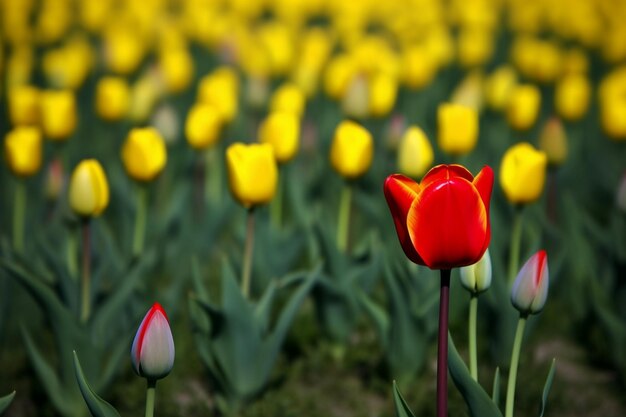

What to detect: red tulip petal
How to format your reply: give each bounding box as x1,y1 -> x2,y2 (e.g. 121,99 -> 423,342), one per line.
407,177 -> 488,269
383,174 -> 424,264
421,164 -> 474,189
472,165 -> 494,253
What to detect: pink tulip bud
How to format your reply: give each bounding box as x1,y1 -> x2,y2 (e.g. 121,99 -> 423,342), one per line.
511,250 -> 549,315
131,303 -> 175,380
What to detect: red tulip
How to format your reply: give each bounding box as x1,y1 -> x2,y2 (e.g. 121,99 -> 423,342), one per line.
384,164 -> 493,269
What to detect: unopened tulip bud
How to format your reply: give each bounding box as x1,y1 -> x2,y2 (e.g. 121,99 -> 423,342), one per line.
121,128 -> 167,182
330,120 -> 373,179
397,126 -> 434,178
270,83 -> 306,118
437,103 -> 479,156
506,84 -> 541,131
500,142 -> 548,204
226,143 -> 278,208
69,159 -> 109,217
185,103 -> 223,150
131,303 -> 175,380
4,126 -> 43,177
95,76 -> 130,121
258,111 -> 300,163
539,118 -> 568,166
460,249 -> 492,294
40,90 -> 77,141
511,250 -> 549,315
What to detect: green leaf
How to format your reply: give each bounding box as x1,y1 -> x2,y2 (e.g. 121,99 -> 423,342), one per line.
539,359 -> 556,417
73,352 -> 122,417
392,381 -> 416,417
356,288 -> 389,344
448,333 -> 503,417
492,367 -> 500,405
0,391 -> 15,415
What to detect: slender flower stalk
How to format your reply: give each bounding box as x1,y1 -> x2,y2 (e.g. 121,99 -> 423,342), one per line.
241,208 -> 256,298
145,379 -> 156,417
133,185 -> 148,258
468,293 -> 478,381
437,269 -> 451,417
206,146 -> 222,203
271,170 -> 284,229
508,207 -> 523,283
336,183 -> 352,253
13,180 -> 26,254
80,219 -> 92,323
505,315 -> 527,417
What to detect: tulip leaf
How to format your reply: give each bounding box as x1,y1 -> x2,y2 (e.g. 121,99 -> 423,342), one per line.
73,352 -> 122,417
392,381 -> 416,417
448,333 -> 503,417
492,367 -> 501,405
539,359 -> 556,417
356,288 -> 389,345
0,391 -> 16,415
95,339 -> 129,394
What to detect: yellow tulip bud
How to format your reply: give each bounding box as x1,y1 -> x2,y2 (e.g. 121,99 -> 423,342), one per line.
554,74 -> 591,121
397,126 -> 434,179
185,104 -> 223,150
484,65 -> 517,111
197,67 -> 239,123
400,46 -> 438,90
601,95 -> 626,140
369,72 -> 398,118
159,48 -> 194,94
95,76 -> 130,121
4,126 -> 43,177
500,142 -> 548,204
8,85 -> 39,126
258,111 -> 300,163
270,83 -> 306,118
69,159 -> 110,217
457,26 -> 494,68
506,84 -> 541,131
121,128 -> 168,182
437,103 -> 479,156
538,118 -> 568,166
104,26 -> 145,75
226,143 -> 278,208
40,90 -> 76,141
330,120 -> 373,179
324,54 -> 356,100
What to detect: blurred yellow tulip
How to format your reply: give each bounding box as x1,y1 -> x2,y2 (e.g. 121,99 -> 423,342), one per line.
330,120 -> 373,179
369,72 -> 398,118
121,128 -> 168,182
506,84 -> 541,131
40,90 -> 76,141
104,25 -> 145,75
500,142 -> 548,204
129,71 -> 163,123
95,76 -> 130,121
601,95 -> 626,140
554,74 -> 591,121
400,46 -> 438,90
197,67 -> 239,123
257,22 -> 294,76
539,118 -> 568,166
69,159 -> 110,217
8,85 -> 39,126
457,26 -> 494,68
159,48 -> 195,94
450,71 -> 484,111
185,104 -> 223,150
484,65 -> 517,111
258,112 -> 300,163
397,126 -> 434,179
270,83 -> 306,118
324,54 -> 356,100
437,103 -> 479,155
342,75 -> 369,120
226,143 -> 278,208
4,126 -> 42,177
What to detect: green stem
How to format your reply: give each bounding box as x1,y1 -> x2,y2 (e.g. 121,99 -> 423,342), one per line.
508,207 -> 523,284
336,184 -> 352,253
241,208 -> 255,298
132,185 -> 148,258
67,226 -> 78,280
145,379 -> 156,417
206,146 -> 222,203
13,180 -> 26,254
469,294 -> 478,381
80,219 -> 92,324
271,168 -> 284,229
505,315 -> 527,417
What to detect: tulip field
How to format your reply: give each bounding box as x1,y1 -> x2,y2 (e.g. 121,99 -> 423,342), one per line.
2,0 -> 626,416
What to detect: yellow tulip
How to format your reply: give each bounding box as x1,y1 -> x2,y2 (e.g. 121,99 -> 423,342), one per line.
561,48 -> 589,75
330,120 -> 373,179
8,85 -> 39,126
506,84 -> 541,131
226,143 -> 278,208
554,74 -> 591,121
121,128 -> 168,182
159,48 -> 194,94
69,159 -> 110,217
457,26 -> 494,68
104,25 -> 145,75
437,103 -> 479,155
397,126 -> 434,179
323,54 -> 356,100
538,118 -> 568,166
40,90 -> 76,141
341,75 -> 369,120
484,65 -> 517,111
197,67 -> 239,123
185,103 -> 223,150
270,83 -> 306,118
129,72 -> 163,124
95,76 -> 130,121
500,142 -> 548,204
601,95 -> 626,140
42,37 -> 93,90
400,45 -> 438,90
258,111 -> 300,163
450,71 -> 484,111
257,22 -> 294,76
4,126 -> 42,177
369,72 -> 398,118
6,46 -> 34,87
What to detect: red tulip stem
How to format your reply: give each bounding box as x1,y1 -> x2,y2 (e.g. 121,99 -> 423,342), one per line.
241,208 -> 256,299
437,268 -> 451,417
80,219 -> 92,324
